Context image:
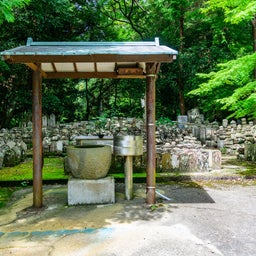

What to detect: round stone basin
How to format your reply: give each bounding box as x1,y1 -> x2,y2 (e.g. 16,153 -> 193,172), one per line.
65,145 -> 112,179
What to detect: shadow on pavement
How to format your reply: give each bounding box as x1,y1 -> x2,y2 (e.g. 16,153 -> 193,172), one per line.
0,180 -> 215,231
116,179 -> 215,204
109,181 -> 215,224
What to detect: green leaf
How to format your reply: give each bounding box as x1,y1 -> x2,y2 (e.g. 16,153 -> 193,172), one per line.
0,0 -> 31,24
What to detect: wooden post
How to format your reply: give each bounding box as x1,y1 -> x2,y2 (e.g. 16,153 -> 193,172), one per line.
32,64 -> 43,208
124,156 -> 133,200
146,63 -> 157,204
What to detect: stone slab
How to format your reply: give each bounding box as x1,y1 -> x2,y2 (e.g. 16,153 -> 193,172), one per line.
68,176 -> 115,205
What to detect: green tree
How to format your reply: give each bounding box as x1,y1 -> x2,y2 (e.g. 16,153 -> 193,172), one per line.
0,0 -> 109,127
0,61 -> 31,128
141,0 -> 228,117
0,0 -> 30,24
2,0 -> 255,127
188,0 -> 256,120
203,0 -> 256,76
98,0 -> 148,40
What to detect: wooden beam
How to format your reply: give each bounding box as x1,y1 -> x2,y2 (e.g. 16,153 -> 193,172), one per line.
52,63 -> 57,72
25,63 -> 47,78
5,54 -> 175,63
25,63 -> 38,70
117,67 -> 143,75
74,63 -> 78,72
45,72 -> 146,79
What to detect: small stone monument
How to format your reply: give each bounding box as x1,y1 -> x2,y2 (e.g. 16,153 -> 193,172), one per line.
199,125 -> 206,144
27,121 -> 32,128
230,120 -> 237,128
222,119 -> 228,128
177,115 -> 188,129
42,115 -> 48,127
48,114 -> 56,127
187,108 -> 200,123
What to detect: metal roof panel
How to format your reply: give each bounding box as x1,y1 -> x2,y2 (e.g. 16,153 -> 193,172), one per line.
0,38 -> 178,78
0,38 -> 178,57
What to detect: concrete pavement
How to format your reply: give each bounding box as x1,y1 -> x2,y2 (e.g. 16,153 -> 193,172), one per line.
0,181 -> 256,256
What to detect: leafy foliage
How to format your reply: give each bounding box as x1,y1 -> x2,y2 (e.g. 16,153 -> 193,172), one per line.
0,0 -> 30,24
190,53 -> 256,95
98,0 -> 149,40
188,0 -> 256,120
188,53 -> 256,119
202,0 -> 256,24
0,0 -> 255,127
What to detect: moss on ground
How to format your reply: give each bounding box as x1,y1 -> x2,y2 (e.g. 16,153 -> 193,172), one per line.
0,157 -> 68,181
236,164 -> 256,177
0,156 -> 255,208
0,187 -> 18,208
0,157 -> 67,208
224,158 -> 256,177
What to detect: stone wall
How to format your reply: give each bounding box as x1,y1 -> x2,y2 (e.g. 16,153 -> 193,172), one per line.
0,128 -> 27,168
188,118 -> 256,160
0,114 -> 255,170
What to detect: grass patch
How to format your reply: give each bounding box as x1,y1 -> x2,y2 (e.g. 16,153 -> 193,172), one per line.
110,173 -> 146,179
0,157 -> 68,182
42,157 -> 68,180
236,164 -> 256,176
0,155 -> 255,183
226,159 -> 256,176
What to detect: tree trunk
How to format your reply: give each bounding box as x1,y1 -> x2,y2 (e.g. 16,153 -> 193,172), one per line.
252,15 -> 256,79
98,79 -> 103,116
85,79 -> 91,120
178,11 -> 186,115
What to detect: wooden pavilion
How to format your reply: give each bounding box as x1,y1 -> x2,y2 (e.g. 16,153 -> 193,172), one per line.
0,37 -> 178,207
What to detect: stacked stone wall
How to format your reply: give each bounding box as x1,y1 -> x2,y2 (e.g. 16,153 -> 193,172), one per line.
0,114 -> 255,170
189,118 -> 256,160
0,128 -> 27,168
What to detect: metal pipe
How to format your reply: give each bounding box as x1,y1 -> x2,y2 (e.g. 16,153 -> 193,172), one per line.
125,156 -> 133,200
32,64 -> 43,208
156,190 -> 171,201
146,69 -> 157,204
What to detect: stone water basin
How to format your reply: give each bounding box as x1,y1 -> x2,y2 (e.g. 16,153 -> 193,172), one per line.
64,145 -> 112,179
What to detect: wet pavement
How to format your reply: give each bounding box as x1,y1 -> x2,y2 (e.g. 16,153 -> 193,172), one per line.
0,179 -> 256,256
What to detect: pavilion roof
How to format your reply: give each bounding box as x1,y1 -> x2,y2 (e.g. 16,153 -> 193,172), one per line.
0,37 -> 178,79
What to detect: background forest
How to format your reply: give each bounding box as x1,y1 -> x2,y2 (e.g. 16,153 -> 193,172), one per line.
0,0 -> 255,128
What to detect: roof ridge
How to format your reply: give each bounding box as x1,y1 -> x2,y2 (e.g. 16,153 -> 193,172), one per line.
26,37 -> 160,47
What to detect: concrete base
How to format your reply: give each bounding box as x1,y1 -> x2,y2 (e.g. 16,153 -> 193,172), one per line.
68,176 -> 115,205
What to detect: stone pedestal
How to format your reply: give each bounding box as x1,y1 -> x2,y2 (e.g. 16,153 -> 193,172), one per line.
201,149 -> 222,170
68,176 -> 115,205
113,135 -> 143,200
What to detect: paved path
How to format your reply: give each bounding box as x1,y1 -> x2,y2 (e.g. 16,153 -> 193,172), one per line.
0,182 -> 256,256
